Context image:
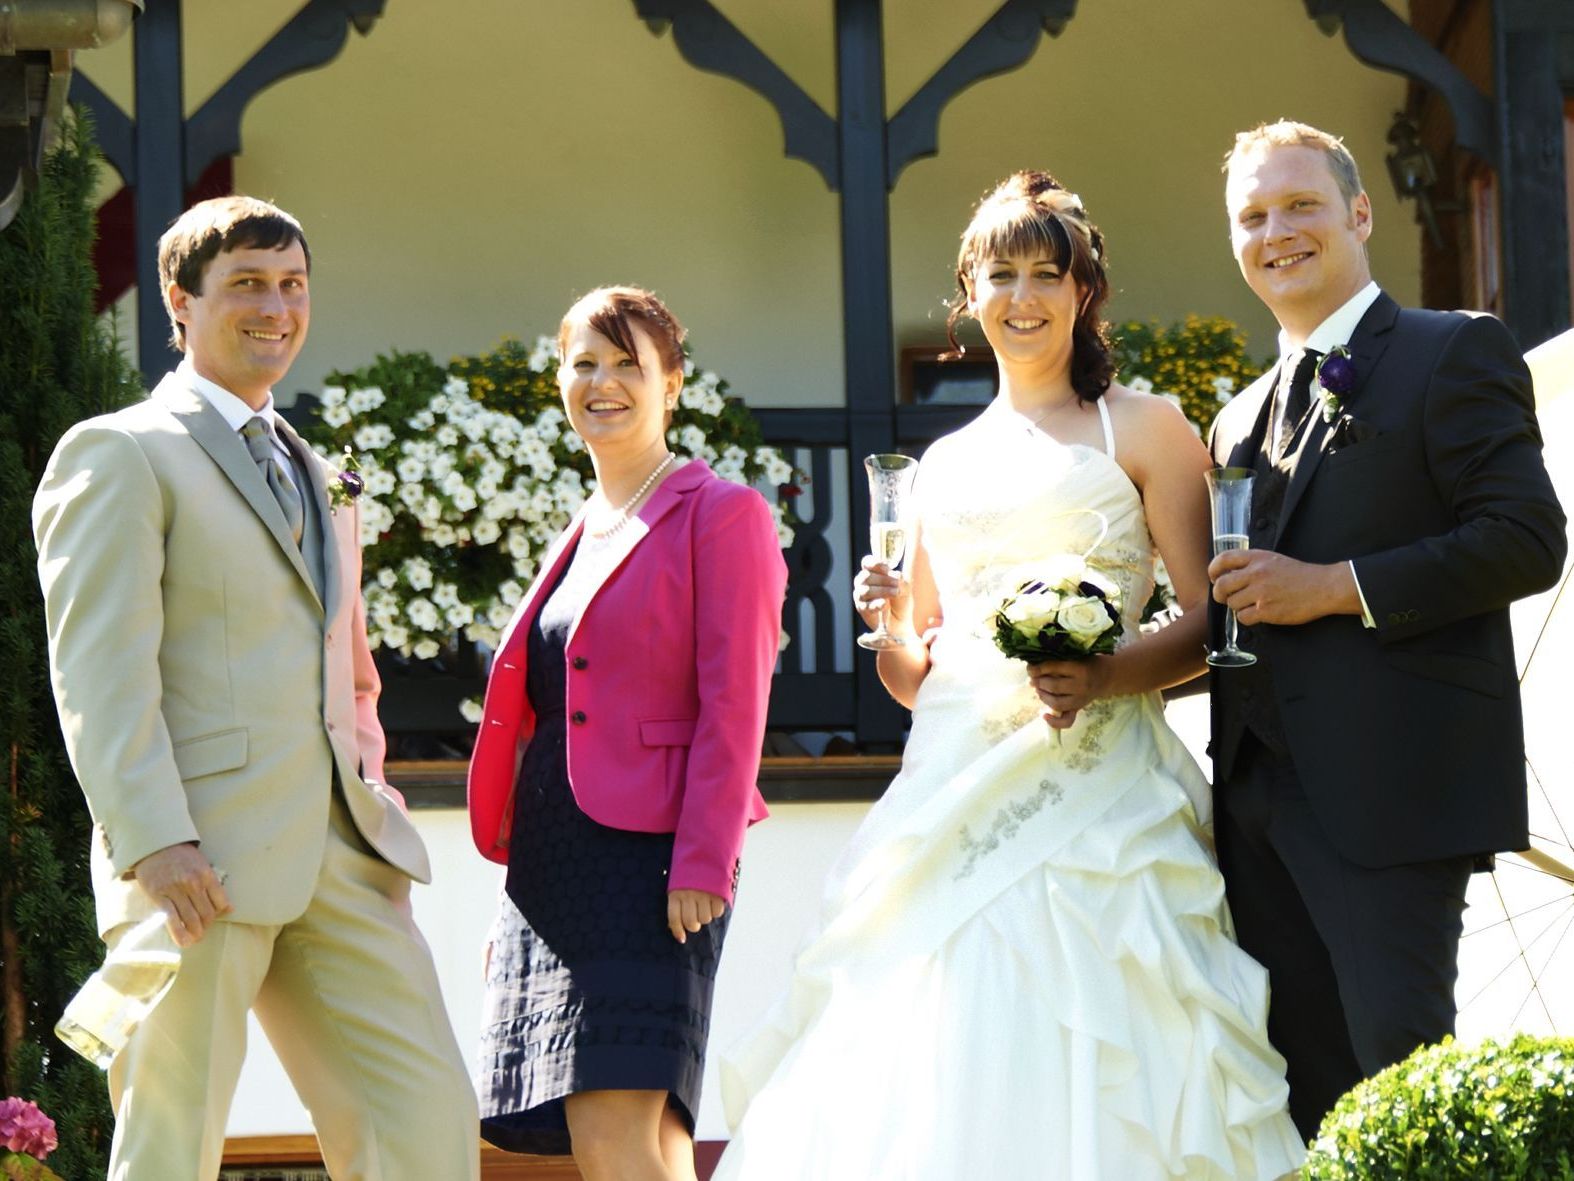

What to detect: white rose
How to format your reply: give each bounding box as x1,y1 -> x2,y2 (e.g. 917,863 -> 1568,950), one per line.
1057,596 -> 1113,647
1004,587 -> 1061,631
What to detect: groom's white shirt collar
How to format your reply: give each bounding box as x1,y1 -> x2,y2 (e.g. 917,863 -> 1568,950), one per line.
178,358 -> 297,486
1275,281 -> 1381,367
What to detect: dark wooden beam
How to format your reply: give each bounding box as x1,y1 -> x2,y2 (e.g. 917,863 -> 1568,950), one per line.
131,0 -> 186,380
69,0 -> 387,388
1494,0 -> 1573,347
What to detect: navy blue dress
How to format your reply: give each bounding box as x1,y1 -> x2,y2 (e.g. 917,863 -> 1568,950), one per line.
477,546 -> 731,1155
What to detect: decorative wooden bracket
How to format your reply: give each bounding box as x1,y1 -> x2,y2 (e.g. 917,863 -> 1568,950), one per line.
886,0 -> 1076,187
1303,0 -> 1497,167
632,0 -> 840,190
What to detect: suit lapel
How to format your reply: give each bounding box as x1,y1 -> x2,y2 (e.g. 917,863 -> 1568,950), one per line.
1273,292 -> 1400,546
152,374 -> 323,610
563,463 -> 704,645
496,508 -> 587,656
1223,364 -> 1279,471
277,417 -> 337,619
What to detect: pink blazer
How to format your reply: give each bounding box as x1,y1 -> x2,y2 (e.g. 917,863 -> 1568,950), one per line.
468,461 -> 786,903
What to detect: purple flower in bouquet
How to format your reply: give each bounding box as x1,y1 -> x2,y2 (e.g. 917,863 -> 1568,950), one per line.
328,447 -> 365,513
0,1097 -> 61,1176
1315,346 -> 1357,423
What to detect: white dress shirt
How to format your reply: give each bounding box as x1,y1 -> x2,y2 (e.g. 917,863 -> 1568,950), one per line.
179,359 -> 300,495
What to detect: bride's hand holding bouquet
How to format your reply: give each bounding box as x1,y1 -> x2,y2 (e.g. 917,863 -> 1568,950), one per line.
992,559 -> 1123,730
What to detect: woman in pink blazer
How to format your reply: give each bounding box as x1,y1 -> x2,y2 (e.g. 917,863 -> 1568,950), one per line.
469,287 -> 787,1180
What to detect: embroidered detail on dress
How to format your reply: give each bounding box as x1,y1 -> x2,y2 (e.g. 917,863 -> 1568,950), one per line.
1062,698 -> 1117,773
954,776 -> 1066,880
981,697 -> 1042,743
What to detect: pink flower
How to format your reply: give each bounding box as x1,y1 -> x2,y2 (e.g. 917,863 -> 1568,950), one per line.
0,1096 -> 58,1159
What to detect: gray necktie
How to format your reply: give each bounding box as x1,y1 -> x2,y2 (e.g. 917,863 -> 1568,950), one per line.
240,416 -> 304,545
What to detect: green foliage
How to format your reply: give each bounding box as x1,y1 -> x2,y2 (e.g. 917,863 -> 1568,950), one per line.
1112,314 -> 1267,436
0,108 -> 142,1180
1303,1034 -> 1574,1180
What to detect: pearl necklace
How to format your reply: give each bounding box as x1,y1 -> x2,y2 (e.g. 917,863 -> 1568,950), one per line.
586,453 -> 675,539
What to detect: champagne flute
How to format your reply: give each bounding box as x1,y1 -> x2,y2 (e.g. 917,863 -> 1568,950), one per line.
857,453 -> 919,650
1206,467 -> 1258,668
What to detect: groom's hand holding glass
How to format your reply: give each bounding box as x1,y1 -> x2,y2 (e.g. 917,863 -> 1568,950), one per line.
1208,549 -> 1366,627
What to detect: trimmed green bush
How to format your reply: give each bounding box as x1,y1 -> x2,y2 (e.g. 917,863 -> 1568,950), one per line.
1303,1034 -> 1574,1180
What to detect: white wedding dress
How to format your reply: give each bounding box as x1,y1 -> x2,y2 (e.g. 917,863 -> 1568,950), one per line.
714,402 -> 1305,1180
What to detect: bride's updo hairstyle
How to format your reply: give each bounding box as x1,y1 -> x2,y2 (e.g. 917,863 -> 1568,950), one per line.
946,170 -> 1115,404
558,285 -> 687,378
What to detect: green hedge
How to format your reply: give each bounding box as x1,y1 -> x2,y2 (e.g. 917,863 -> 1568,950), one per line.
1303,1034 -> 1574,1180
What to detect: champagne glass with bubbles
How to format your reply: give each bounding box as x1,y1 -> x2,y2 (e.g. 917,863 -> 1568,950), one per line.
858,453 -> 919,650
1206,467 -> 1257,668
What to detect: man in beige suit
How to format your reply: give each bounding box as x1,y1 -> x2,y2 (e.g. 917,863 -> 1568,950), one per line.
33,196 -> 479,1180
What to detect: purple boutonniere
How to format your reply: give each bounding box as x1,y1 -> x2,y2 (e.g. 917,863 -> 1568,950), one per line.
328,447 -> 364,513
1315,346 -> 1357,423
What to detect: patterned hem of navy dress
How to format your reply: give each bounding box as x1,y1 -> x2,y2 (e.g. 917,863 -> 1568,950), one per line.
477,538 -> 731,1155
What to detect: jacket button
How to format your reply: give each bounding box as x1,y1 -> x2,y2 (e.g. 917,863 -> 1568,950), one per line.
571,656 -> 588,670
571,710 -> 587,725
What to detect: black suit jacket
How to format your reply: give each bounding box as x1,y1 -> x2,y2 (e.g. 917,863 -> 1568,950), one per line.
1208,292 -> 1567,867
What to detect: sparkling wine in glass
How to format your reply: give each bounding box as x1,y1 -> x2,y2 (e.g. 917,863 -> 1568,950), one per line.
858,453 -> 919,650
1206,467 -> 1258,668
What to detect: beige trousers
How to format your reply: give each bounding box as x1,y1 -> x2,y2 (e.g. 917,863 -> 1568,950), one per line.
106,798 -> 479,1180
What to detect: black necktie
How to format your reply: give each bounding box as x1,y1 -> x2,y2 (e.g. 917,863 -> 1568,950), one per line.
1276,348 -> 1321,459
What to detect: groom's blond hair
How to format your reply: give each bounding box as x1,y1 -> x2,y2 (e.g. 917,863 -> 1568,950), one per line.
1224,121 -> 1365,209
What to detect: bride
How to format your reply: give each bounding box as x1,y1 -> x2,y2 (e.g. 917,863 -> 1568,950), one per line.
713,172 -> 1305,1180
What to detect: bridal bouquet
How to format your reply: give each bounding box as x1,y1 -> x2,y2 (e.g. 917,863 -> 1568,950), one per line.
992,558 -> 1123,663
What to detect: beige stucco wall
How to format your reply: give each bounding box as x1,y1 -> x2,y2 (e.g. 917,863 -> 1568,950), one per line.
79,0 -> 1416,405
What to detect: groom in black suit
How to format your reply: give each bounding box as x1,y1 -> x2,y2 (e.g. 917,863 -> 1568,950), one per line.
1206,120 -> 1566,1139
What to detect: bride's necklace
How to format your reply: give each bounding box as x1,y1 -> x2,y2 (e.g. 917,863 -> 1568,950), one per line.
998,396 -> 1073,437
585,453 -> 675,539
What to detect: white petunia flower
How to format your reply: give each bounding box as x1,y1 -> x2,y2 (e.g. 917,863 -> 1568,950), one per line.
473,518 -> 501,545
402,557 -> 433,591
458,697 -> 485,724
320,386 -> 347,407
1129,375 -> 1154,394
322,403 -> 352,428
348,387 -> 386,413
412,639 -> 442,661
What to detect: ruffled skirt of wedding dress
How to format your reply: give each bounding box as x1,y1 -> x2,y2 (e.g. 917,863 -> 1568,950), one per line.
715,694 -> 1305,1181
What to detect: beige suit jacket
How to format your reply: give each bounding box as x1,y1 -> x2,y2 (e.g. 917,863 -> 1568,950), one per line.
34,372 -> 430,936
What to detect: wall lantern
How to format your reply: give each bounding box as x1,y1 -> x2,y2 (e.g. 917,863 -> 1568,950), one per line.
1,0 -> 142,230
1385,110 -> 1459,250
